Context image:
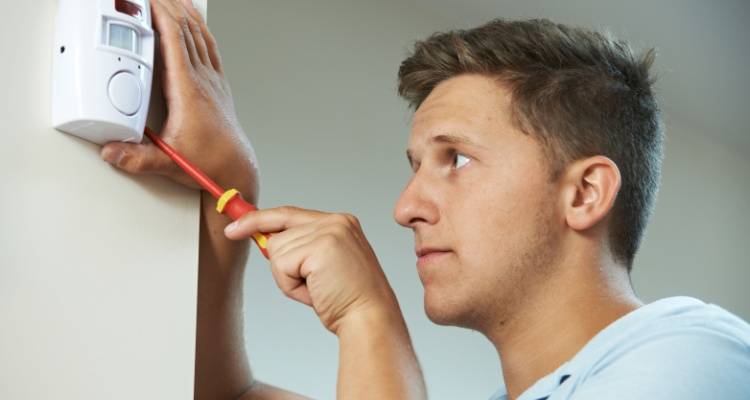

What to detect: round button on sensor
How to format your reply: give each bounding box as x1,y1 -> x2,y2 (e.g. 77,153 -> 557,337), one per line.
108,72 -> 142,116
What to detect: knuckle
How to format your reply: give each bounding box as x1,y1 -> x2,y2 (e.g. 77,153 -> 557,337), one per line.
188,21 -> 202,35
321,232 -> 340,248
270,254 -> 292,274
129,155 -> 149,173
331,213 -> 350,226
277,205 -> 297,214
269,261 -> 286,281
269,258 -> 282,273
271,273 -> 290,294
178,15 -> 191,32
331,222 -> 349,237
175,26 -> 187,42
331,213 -> 359,232
343,213 -> 360,227
162,24 -> 185,43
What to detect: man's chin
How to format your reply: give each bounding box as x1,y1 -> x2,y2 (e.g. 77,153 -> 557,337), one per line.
424,306 -> 451,326
423,292 -> 469,327
423,284 -> 495,331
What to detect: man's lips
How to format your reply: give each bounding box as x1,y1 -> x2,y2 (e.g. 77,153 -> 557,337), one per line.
416,247 -> 452,258
416,247 -> 453,268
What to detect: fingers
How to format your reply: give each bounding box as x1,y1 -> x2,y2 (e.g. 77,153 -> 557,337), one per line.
179,0 -> 212,67
100,141 -> 176,176
268,235 -> 316,306
265,221 -> 320,256
150,0 -> 191,74
186,3 -> 224,72
154,0 -> 216,70
175,0 -> 224,71
224,206 -> 326,239
160,0 -> 200,67
180,14 -> 200,67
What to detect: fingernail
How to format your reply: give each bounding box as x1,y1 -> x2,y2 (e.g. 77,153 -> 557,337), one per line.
225,221 -> 239,234
101,148 -> 124,165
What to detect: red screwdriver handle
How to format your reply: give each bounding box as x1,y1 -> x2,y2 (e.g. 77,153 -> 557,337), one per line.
217,189 -> 272,258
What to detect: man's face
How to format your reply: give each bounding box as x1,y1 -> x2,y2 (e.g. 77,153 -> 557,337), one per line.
394,74 -> 563,329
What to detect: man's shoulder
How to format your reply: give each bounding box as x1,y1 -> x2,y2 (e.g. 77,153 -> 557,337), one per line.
494,297 -> 750,400
604,296 -> 750,364
588,296 -> 750,367
570,297 -> 750,399
630,296 -> 750,347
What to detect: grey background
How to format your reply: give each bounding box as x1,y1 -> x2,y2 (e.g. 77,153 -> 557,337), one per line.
211,1 -> 750,398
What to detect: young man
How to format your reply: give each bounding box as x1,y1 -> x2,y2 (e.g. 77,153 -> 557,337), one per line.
101,1 -> 750,399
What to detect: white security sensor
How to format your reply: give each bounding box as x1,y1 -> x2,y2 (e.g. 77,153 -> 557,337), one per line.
52,0 -> 154,144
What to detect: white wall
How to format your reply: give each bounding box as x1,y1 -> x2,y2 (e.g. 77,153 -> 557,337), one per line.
211,1 -> 749,399
0,1 -> 205,398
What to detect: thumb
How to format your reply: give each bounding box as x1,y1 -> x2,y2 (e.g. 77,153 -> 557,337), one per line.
100,141 -> 176,177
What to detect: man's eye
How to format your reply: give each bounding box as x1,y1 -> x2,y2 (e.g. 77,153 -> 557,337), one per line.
454,153 -> 471,169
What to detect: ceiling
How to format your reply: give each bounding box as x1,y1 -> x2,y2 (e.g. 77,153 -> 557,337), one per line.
412,0 -> 750,153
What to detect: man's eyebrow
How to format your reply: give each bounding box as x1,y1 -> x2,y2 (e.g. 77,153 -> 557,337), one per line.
431,133 -> 477,146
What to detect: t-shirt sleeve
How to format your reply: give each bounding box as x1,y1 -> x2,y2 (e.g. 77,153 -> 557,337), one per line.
569,328 -> 750,400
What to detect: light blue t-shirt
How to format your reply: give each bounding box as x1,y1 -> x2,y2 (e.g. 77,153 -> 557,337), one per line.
490,296 -> 750,400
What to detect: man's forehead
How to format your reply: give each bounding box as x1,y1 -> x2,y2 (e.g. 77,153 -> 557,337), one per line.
412,75 -> 511,128
408,76 -> 514,147
411,104 -> 479,139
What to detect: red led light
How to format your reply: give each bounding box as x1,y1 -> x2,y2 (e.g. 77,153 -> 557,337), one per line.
115,0 -> 142,19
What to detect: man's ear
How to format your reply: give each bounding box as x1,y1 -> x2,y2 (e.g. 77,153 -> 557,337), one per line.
560,156 -> 622,231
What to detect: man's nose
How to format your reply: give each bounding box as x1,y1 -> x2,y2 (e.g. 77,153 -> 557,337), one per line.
393,174 -> 439,229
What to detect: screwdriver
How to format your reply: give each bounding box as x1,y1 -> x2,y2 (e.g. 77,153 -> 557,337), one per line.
144,127 -> 271,258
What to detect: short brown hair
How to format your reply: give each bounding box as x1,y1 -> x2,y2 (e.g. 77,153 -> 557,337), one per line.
398,19 -> 663,269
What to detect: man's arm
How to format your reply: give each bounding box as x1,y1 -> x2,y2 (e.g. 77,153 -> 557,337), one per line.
195,190 -> 252,399
199,193 -> 311,400
336,301 -> 426,399
101,1 -> 307,398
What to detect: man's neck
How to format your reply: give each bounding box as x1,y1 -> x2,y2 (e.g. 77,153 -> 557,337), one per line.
486,257 -> 642,400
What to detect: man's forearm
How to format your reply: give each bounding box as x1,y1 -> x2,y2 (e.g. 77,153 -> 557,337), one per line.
336,302 -> 427,399
195,190 -> 253,400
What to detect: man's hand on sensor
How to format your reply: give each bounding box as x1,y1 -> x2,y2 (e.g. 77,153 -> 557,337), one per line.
100,0 -> 258,201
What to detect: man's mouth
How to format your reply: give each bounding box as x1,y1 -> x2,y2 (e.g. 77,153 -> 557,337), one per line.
416,247 -> 453,268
